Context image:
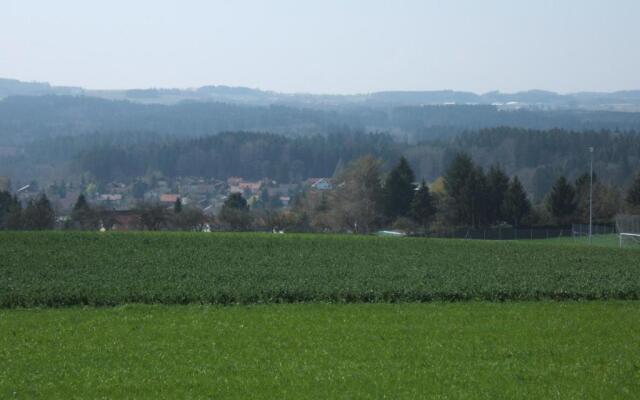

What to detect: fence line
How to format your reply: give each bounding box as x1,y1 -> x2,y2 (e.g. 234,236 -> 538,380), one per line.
417,224 -> 615,241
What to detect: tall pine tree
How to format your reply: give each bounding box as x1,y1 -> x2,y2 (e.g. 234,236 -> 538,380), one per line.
546,176 -> 577,225
486,164 -> 509,224
626,172 -> 640,209
383,157 -> 416,220
23,193 -> 55,230
410,180 -> 436,229
444,153 -> 487,227
502,176 -> 531,227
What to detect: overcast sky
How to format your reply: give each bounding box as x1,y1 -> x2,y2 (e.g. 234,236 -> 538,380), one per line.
1,0 -> 639,94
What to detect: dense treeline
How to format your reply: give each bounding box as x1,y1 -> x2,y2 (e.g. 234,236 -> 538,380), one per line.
73,128 -> 640,192
289,154 -> 639,233
76,131 -> 400,183
2,126 -> 640,199
409,128 -> 640,199
3,95 -> 640,145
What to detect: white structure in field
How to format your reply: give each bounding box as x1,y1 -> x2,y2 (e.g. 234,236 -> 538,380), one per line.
615,214 -> 640,248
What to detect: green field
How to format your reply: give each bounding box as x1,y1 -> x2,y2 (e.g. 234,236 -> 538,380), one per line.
3,232 -> 639,398
2,303 -> 639,399
1,232 -> 640,307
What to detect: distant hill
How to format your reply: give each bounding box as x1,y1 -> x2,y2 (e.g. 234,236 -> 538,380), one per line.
1,77 -> 640,111
3,95 -> 640,146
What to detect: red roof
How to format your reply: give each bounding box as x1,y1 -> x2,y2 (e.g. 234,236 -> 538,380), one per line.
160,194 -> 180,203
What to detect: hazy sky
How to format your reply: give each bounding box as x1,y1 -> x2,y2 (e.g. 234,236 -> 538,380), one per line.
1,0 -> 639,94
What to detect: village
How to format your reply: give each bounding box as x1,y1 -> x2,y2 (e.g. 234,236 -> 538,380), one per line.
2,175 -> 334,230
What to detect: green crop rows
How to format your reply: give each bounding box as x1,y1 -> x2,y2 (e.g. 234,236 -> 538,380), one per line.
1,231 -> 639,307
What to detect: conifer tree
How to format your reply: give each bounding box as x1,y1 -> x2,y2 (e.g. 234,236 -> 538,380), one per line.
410,180 -> 436,229
486,164 -> 509,224
23,193 -> 55,230
502,176 -> 531,227
626,172 -> 640,208
383,157 -> 416,220
174,197 -> 183,214
546,176 -> 577,224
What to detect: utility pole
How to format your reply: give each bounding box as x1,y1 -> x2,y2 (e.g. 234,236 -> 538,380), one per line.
589,146 -> 594,245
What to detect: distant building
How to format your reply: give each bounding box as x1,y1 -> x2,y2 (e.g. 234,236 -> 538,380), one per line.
97,194 -> 123,202
279,196 -> 291,207
305,178 -> 333,190
160,194 -> 181,204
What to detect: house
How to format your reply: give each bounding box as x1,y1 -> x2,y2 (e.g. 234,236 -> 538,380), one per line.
160,194 -> 181,204
227,177 -> 243,186
97,194 -> 123,202
230,181 -> 263,195
101,210 -> 141,231
239,181 -> 262,193
305,178 -> 333,190
279,196 -> 291,207
267,183 -> 299,198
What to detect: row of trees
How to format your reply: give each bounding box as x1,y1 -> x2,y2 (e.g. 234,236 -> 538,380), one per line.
0,192 -> 55,230
289,153 -> 640,233
3,158 -> 640,233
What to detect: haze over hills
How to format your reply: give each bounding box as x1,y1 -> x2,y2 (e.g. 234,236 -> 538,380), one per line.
2,77 -> 640,111
2,76 -> 640,200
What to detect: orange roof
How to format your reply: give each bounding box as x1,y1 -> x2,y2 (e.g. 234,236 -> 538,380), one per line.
160,194 -> 180,203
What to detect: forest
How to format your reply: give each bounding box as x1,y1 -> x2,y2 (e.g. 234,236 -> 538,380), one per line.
1,127 -> 638,202
3,95 -> 640,145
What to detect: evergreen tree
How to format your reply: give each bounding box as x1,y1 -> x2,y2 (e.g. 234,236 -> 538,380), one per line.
132,180 -> 148,200
223,193 -> 248,210
383,157 -> 416,220
626,172 -> 640,208
546,176 -> 577,225
174,197 -> 182,214
444,153 -> 487,227
73,193 -> 89,211
219,193 -> 252,230
486,164 -> 509,224
70,193 -> 99,230
0,191 -> 21,229
502,176 -> 531,227
6,197 -> 22,230
410,180 -> 436,229
23,193 -> 55,230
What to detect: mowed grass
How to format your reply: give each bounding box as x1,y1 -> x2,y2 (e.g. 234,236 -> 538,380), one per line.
1,303 -> 639,399
2,231 -> 640,307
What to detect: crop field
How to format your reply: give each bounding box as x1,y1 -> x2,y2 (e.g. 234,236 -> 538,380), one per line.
1,231 -> 640,307
2,232 -> 639,398
1,302 -> 639,399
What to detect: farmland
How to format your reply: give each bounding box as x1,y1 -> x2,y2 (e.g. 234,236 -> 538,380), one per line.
1,303 -> 639,399
1,231 -> 639,307
2,232 -> 639,398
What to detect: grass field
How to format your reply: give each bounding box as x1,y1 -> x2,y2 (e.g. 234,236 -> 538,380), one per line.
1,231 -> 640,306
3,232 -> 639,398
2,302 -> 639,399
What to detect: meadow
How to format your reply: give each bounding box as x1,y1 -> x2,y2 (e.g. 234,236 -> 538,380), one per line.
1,302 -> 639,399
1,231 -> 639,307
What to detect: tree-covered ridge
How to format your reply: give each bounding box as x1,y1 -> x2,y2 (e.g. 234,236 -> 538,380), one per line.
2,126 -> 640,201
3,95 -> 640,145
74,131 -> 400,183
